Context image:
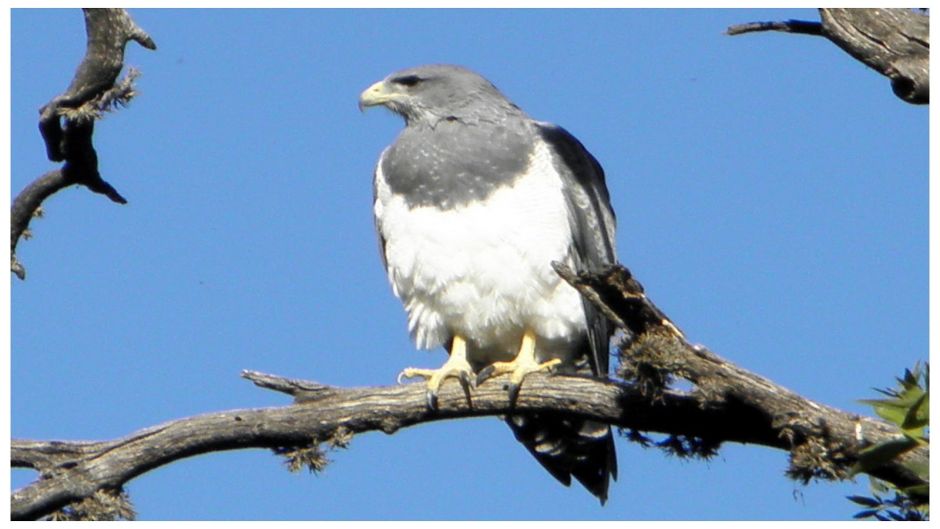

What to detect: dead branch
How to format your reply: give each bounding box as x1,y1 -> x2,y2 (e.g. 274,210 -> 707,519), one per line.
10,265 -> 926,520
10,8 -> 155,280
552,264 -> 928,494
727,8 -> 929,104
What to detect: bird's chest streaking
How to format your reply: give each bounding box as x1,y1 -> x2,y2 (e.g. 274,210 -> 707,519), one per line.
374,126 -> 587,366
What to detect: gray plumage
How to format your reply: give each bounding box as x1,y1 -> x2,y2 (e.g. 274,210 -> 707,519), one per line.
361,64 -> 618,502
378,66 -> 532,209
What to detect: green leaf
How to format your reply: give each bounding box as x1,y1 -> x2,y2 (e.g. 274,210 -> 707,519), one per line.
902,391 -> 929,431
851,363 -> 929,520
847,495 -> 882,508
901,368 -> 919,390
869,476 -> 891,495
860,399 -> 911,427
901,459 -> 930,482
900,384 -> 926,405
851,437 -> 919,476
872,387 -> 900,398
901,483 -> 930,500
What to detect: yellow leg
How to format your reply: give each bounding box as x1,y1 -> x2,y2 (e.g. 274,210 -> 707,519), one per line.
398,335 -> 474,409
476,329 -> 561,402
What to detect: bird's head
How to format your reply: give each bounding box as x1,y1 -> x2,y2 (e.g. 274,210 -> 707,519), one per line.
359,64 -> 520,125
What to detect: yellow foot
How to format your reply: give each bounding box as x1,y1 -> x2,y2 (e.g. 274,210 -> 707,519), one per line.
397,335 -> 474,409
476,329 -> 560,403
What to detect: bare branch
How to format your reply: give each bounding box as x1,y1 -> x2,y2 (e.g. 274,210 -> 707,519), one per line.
11,8 -> 155,280
10,170 -> 69,280
728,8 -> 929,104
726,19 -> 823,36
242,369 -> 343,401
11,267 -> 926,519
553,264 -> 928,494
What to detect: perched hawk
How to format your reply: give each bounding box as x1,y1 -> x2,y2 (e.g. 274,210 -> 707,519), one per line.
360,64 -> 618,503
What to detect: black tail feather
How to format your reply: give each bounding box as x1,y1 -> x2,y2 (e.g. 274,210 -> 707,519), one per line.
507,413 -> 617,504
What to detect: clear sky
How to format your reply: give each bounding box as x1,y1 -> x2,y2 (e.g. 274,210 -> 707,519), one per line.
10,8 -> 928,521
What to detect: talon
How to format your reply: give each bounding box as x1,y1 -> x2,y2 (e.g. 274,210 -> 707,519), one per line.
475,365 -> 496,386
397,367 -> 430,385
396,335 -> 474,410
459,370 -> 473,390
477,329 -> 559,404
507,381 -> 521,405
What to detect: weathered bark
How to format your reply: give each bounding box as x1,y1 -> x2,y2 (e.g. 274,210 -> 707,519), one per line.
552,264 -> 927,494
10,8 -> 155,279
11,265 -> 926,520
728,8 -> 929,104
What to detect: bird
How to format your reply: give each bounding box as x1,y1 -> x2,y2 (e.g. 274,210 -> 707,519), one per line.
359,64 -> 618,503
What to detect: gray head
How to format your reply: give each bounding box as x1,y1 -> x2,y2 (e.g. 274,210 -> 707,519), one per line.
359,64 -> 523,125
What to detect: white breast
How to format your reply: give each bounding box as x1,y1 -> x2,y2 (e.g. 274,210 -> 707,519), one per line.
374,141 -> 587,365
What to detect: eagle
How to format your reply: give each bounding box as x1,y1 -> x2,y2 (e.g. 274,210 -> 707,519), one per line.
359,64 -> 618,503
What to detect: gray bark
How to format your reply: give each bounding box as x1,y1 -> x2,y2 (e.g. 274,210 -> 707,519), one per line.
10,8 -> 155,279
728,8 -> 929,104
11,265 -> 926,520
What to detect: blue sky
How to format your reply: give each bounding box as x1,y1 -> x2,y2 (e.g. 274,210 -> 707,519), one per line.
10,8 -> 927,521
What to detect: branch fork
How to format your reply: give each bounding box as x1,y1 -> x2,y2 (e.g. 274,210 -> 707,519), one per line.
10,8 -> 156,280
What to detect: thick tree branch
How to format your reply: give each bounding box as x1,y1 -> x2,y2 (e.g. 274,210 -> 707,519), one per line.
727,8 -> 929,104
551,264 -> 928,493
11,8 -> 155,280
11,266 -> 926,520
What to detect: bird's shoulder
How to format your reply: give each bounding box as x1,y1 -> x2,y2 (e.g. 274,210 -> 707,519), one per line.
530,120 -> 617,266
376,117 -> 538,210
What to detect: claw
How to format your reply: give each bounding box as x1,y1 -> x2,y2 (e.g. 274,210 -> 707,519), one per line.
397,367 -> 431,385
397,335 -> 474,410
476,329 -> 560,405
507,380 -> 522,405
475,365 -> 496,387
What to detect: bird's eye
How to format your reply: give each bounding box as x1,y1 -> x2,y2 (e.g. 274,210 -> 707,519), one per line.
392,75 -> 422,87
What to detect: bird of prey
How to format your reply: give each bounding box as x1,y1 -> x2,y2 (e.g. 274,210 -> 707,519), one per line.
360,64 -> 618,503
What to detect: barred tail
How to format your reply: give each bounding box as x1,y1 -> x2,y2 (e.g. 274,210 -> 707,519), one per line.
506,413 -> 617,503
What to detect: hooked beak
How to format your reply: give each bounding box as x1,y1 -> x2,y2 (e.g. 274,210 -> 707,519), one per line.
358,80 -> 397,112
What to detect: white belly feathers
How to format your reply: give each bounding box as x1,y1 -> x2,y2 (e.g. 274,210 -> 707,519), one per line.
374,141 -> 587,364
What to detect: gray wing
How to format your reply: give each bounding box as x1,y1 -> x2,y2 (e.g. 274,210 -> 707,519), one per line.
535,121 -> 617,377
512,122 -> 618,502
373,147 -> 391,275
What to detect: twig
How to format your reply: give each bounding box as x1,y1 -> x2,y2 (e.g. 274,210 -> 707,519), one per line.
726,19 -> 823,36
242,369 -> 342,401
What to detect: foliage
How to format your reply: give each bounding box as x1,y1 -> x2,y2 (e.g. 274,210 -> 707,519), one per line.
849,363 -> 928,520
849,479 -> 927,521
